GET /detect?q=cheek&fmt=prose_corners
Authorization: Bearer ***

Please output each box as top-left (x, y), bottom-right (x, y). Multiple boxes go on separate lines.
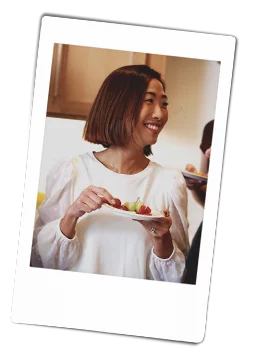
top-left (163, 112), bottom-right (169, 125)
top-left (138, 106), bottom-right (151, 121)
top-left (136, 115), bottom-right (146, 129)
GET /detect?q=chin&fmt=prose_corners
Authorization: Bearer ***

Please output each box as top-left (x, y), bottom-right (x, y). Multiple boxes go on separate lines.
top-left (148, 137), bottom-right (158, 146)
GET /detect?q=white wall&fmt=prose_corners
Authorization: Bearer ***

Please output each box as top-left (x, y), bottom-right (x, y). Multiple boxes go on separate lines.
top-left (151, 57), bottom-right (220, 169)
top-left (38, 118), bottom-right (103, 192)
top-left (151, 57), bottom-right (220, 241)
top-left (38, 57), bottom-right (220, 242)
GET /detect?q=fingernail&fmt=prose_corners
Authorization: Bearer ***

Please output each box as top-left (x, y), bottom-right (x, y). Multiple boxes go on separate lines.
top-left (111, 199), bottom-right (116, 204)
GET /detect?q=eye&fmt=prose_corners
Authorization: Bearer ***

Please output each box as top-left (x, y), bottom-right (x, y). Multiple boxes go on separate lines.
top-left (145, 98), bottom-right (154, 104)
top-left (162, 102), bottom-right (169, 108)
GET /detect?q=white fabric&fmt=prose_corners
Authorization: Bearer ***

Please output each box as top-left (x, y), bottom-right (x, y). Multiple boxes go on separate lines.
top-left (31, 152), bottom-right (190, 282)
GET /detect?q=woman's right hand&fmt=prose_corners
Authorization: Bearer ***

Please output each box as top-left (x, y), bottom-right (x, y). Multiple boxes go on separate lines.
top-left (60, 185), bottom-right (116, 239)
top-left (67, 185), bottom-right (116, 219)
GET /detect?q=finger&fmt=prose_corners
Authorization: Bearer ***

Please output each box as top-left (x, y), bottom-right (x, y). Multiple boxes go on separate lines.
top-left (76, 200), bottom-right (93, 214)
top-left (186, 164), bottom-right (197, 172)
top-left (163, 209), bottom-right (170, 217)
top-left (185, 177), bottom-right (199, 183)
top-left (155, 215), bottom-right (172, 228)
top-left (186, 184), bottom-right (195, 190)
top-left (153, 219), bottom-right (170, 227)
top-left (79, 194), bottom-right (100, 210)
top-left (86, 185), bottom-right (116, 205)
top-left (188, 180), bottom-right (204, 187)
top-left (185, 180), bottom-right (199, 187)
top-left (81, 189), bottom-right (103, 205)
top-left (187, 183), bottom-right (195, 188)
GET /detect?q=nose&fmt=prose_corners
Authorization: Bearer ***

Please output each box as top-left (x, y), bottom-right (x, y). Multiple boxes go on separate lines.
top-left (152, 103), bottom-right (166, 120)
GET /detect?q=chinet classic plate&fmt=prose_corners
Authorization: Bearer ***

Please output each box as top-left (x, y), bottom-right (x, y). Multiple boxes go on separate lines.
top-left (101, 204), bottom-right (164, 221)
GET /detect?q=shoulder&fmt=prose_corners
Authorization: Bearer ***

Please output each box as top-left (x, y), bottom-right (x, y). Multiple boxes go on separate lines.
top-left (160, 168), bottom-right (188, 210)
top-left (47, 156), bottom-right (76, 177)
top-left (150, 162), bottom-right (186, 191)
top-left (45, 154), bottom-right (88, 197)
top-left (46, 154), bottom-right (87, 188)
top-left (48, 152), bottom-right (92, 176)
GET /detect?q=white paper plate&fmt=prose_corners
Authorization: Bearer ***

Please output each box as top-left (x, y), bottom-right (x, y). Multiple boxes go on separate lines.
top-left (102, 204), bottom-right (164, 221)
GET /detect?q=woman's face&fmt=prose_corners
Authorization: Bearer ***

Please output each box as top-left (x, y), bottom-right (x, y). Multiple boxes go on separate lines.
top-left (133, 79), bottom-right (169, 149)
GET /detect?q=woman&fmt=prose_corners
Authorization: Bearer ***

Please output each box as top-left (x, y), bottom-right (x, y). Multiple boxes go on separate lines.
top-left (31, 65), bottom-right (190, 282)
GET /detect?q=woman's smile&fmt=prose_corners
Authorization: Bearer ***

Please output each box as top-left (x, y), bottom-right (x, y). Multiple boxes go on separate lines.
top-left (143, 122), bottom-right (161, 134)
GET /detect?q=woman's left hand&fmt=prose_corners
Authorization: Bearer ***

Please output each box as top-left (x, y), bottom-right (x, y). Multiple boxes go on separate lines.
top-left (135, 209), bottom-right (174, 259)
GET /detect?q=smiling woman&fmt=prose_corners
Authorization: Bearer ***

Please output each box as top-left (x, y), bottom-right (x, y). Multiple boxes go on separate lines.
top-left (31, 65), bottom-right (190, 282)
top-left (83, 65), bottom-right (167, 157)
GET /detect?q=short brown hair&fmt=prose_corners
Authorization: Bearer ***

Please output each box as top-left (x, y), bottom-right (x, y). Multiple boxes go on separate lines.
top-left (83, 65), bottom-right (165, 156)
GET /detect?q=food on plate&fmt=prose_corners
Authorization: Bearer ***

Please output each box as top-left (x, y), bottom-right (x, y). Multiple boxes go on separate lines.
top-left (123, 201), bottom-right (137, 212)
top-left (109, 198), bottom-right (152, 215)
top-left (193, 171), bottom-right (206, 177)
top-left (136, 201), bottom-right (144, 213)
top-left (184, 169), bottom-right (207, 178)
top-left (137, 205), bottom-right (152, 215)
top-left (113, 198), bottom-right (121, 209)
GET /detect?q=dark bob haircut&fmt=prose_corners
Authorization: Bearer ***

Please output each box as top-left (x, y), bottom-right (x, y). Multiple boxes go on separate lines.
top-left (83, 65), bottom-right (166, 156)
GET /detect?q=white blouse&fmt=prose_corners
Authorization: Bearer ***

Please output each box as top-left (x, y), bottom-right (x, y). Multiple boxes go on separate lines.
top-left (31, 152), bottom-right (190, 282)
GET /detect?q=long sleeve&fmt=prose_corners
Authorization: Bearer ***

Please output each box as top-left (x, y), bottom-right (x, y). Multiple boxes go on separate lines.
top-left (168, 171), bottom-right (190, 256)
top-left (148, 170), bottom-right (189, 282)
top-left (148, 242), bottom-right (185, 282)
top-left (31, 159), bottom-right (80, 270)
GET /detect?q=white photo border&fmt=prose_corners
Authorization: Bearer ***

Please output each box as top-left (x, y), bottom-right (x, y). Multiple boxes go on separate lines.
top-left (11, 16), bottom-right (236, 343)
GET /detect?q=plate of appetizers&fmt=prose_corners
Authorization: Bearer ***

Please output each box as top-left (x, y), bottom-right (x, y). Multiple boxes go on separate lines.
top-left (102, 198), bottom-right (164, 221)
top-left (182, 171), bottom-right (208, 183)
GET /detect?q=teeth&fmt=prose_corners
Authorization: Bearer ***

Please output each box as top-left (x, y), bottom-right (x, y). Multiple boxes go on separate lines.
top-left (146, 124), bottom-right (158, 131)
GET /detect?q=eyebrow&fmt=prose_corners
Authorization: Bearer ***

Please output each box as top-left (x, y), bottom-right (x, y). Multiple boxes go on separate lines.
top-left (145, 91), bottom-right (168, 99)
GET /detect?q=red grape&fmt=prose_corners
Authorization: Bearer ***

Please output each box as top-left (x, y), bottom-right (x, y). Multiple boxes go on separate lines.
top-left (113, 198), bottom-right (121, 209)
top-left (137, 205), bottom-right (152, 215)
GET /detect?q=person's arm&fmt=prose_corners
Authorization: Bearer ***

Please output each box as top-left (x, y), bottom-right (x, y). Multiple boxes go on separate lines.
top-left (185, 152), bottom-right (208, 207)
top-left (31, 159), bottom-right (81, 270)
top-left (148, 241), bottom-right (185, 282)
top-left (200, 150), bottom-right (209, 174)
top-left (147, 171), bottom-right (190, 282)
top-left (32, 160), bottom-right (116, 270)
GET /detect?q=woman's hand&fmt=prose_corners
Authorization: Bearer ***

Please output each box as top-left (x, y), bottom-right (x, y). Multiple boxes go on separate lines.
top-left (67, 185), bottom-right (115, 219)
top-left (135, 209), bottom-right (174, 259)
top-left (205, 147), bottom-right (211, 159)
top-left (60, 185), bottom-right (115, 239)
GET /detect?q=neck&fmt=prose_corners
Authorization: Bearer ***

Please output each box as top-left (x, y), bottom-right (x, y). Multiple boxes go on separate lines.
top-left (94, 145), bottom-right (149, 175)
